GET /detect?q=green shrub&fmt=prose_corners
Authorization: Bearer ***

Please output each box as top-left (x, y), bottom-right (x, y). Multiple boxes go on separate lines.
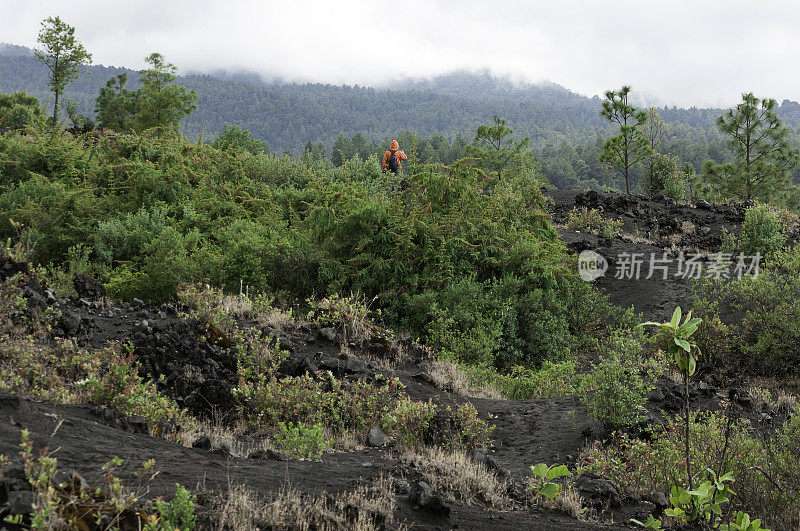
top-left (274, 421), bottom-right (331, 461)
top-left (381, 397), bottom-right (436, 447)
top-left (577, 333), bottom-right (664, 427)
top-left (643, 153), bottom-right (687, 200)
top-left (0, 92), bottom-right (45, 131)
top-left (461, 361), bottom-right (577, 400)
top-left (450, 402), bottom-right (493, 450)
top-left (565, 206), bottom-right (623, 238)
top-left (1, 127), bottom-right (611, 366)
top-left (528, 463), bottom-right (571, 501)
top-left (724, 204), bottom-right (787, 258)
top-left (0, 336), bottom-right (192, 440)
top-left (581, 410), bottom-right (799, 529)
top-left (234, 372), bottom-right (402, 437)
top-left (210, 124), bottom-right (269, 155)
top-left (692, 247), bottom-right (800, 375)
top-left (150, 484), bottom-right (197, 530)
top-left (83, 346), bottom-right (195, 437)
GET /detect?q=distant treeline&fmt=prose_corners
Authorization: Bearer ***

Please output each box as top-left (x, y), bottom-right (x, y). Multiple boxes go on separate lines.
top-left (4, 43), bottom-right (800, 190)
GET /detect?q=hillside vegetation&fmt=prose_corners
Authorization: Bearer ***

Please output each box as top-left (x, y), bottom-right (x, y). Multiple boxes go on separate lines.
top-left (8, 43), bottom-right (800, 191)
top-left (2, 27), bottom-right (800, 530)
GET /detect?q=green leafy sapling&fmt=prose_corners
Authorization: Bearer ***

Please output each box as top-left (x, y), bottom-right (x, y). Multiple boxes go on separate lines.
top-left (630, 514), bottom-right (662, 529)
top-left (640, 307), bottom-right (701, 489)
top-left (665, 468), bottom-right (734, 525)
top-left (721, 511), bottom-right (770, 531)
top-left (528, 463), bottom-right (572, 500)
top-left (146, 483), bottom-right (197, 530)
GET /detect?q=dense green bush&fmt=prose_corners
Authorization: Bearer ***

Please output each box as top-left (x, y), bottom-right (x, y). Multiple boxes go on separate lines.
top-left (210, 124), bottom-right (269, 155)
top-left (0, 126), bottom-right (612, 366)
top-left (723, 204), bottom-right (787, 258)
top-left (693, 246), bottom-right (800, 375)
top-left (643, 153), bottom-right (687, 200)
top-left (577, 330), bottom-right (664, 427)
top-left (0, 92), bottom-right (45, 131)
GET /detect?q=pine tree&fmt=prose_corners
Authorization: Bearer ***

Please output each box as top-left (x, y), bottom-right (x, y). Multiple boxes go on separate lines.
top-left (34, 16), bottom-right (92, 126)
top-left (133, 53), bottom-right (197, 133)
top-left (95, 73), bottom-right (137, 131)
top-left (703, 93), bottom-right (799, 201)
top-left (599, 86), bottom-right (652, 195)
top-left (465, 116), bottom-right (536, 184)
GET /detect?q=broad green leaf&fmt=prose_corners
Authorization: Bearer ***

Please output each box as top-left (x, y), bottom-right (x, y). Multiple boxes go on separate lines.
top-left (531, 463), bottom-right (548, 478)
top-left (670, 307), bottom-right (682, 328)
top-left (538, 482), bottom-right (560, 500)
top-left (674, 338), bottom-right (691, 352)
top-left (546, 464), bottom-right (572, 480)
top-left (688, 354), bottom-right (696, 376)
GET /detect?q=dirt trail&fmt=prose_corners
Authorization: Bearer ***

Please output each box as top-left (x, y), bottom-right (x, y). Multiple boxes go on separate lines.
top-left (546, 189), bottom-right (759, 322)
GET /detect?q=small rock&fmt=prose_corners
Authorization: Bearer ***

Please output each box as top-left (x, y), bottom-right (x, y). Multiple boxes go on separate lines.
top-left (409, 481), bottom-right (450, 516)
top-left (367, 425), bottom-right (389, 447)
top-left (192, 435), bottom-right (212, 450)
top-left (411, 372), bottom-right (434, 385)
top-left (346, 358), bottom-right (368, 373)
top-left (471, 449), bottom-right (487, 465)
top-left (73, 273), bottom-right (106, 300)
top-left (651, 491), bottom-right (669, 509)
top-left (319, 327), bottom-right (337, 341)
top-left (279, 337), bottom-right (295, 352)
top-left (132, 298), bottom-right (144, 307)
top-left (6, 490), bottom-right (36, 516)
top-left (648, 389), bottom-right (665, 402)
top-left (126, 415), bottom-right (148, 433)
top-left (219, 444), bottom-right (241, 459)
top-left (575, 474), bottom-right (621, 508)
top-left (58, 311), bottom-right (81, 336)
top-left (54, 470), bottom-right (89, 490)
top-left (248, 449), bottom-right (287, 461)
top-left (391, 477), bottom-right (411, 495)
top-left (696, 199), bottom-right (713, 211)
top-left (0, 466), bottom-right (28, 493)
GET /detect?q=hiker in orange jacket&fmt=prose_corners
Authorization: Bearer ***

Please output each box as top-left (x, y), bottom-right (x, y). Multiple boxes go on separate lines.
top-left (381, 140), bottom-right (408, 175)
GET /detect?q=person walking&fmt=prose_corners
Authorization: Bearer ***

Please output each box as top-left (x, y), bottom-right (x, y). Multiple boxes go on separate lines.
top-left (381, 140), bottom-right (408, 176)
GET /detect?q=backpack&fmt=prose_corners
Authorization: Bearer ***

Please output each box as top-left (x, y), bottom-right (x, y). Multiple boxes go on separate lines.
top-left (387, 149), bottom-right (400, 173)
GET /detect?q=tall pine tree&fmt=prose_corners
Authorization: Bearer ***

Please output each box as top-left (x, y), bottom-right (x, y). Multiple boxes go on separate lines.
top-left (703, 93), bottom-right (799, 201)
top-left (34, 16), bottom-right (92, 127)
top-left (599, 86), bottom-right (652, 195)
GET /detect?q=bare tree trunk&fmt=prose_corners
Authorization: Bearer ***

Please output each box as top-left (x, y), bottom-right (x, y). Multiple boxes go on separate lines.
top-left (52, 91), bottom-right (59, 128)
top-left (685, 367), bottom-right (693, 490)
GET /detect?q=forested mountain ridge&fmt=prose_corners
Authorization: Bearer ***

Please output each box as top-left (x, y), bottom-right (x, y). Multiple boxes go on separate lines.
top-left (3, 42), bottom-right (800, 189)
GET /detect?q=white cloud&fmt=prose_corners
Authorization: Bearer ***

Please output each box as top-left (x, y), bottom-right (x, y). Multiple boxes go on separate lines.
top-left (2, 0), bottom-right (799, 106)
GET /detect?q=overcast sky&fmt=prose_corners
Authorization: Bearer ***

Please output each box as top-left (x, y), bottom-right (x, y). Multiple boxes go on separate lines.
top-left (2, 0), bottom-right (799, 107)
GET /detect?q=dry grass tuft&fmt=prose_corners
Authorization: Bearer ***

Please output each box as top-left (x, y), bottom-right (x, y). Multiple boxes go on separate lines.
top-left (256, 307), bottom-right (296, 332)
top-left (533, 483), bottom-right (587, 519)
top-left (427, 359), bottom-right (504, 399)
top-left (185, 413), bottom-right (269, 456)
top-left (402, 447), bottom-right (509, 508)
top-left (215, 476), bottom-right (397, 531)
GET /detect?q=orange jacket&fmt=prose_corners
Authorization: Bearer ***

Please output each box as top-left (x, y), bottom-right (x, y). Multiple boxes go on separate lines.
top-left (382, 140), bottom-right (408, 172)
